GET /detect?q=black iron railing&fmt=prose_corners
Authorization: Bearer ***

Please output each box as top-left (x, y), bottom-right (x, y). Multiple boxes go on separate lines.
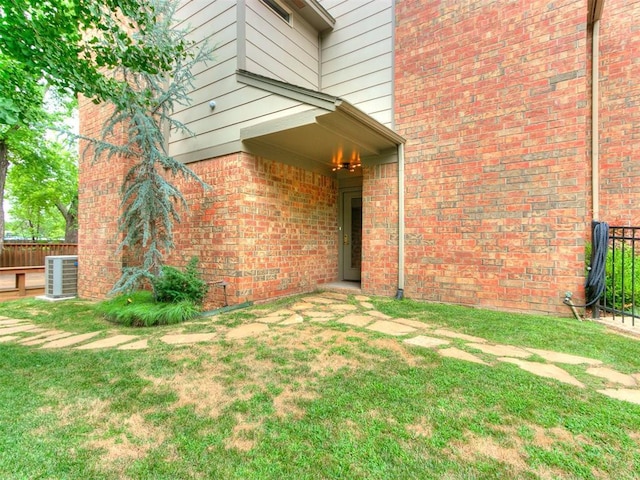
top-left (595, 226), bottom-right (640, 325)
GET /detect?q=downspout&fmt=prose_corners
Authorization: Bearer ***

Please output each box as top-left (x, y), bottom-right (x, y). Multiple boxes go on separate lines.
top-left (592, 18), bottom-right (600, 221)
top-left (395, 142), bottom-right (405, 299)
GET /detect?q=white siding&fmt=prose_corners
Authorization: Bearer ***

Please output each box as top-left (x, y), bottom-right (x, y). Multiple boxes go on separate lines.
top-left (319, 0), bottom-right (394, 127)
top-left (245, 0), bottom-right (320, 89)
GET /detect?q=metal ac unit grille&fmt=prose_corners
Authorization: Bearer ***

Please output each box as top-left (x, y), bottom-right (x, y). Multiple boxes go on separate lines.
top-left (45, 255), bottom-right (78, 298)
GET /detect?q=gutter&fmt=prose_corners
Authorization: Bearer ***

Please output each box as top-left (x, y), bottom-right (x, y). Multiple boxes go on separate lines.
top-left (592, 18), bottom-right (600, 220)
top-left (395, 142), bottom-right (405, 299)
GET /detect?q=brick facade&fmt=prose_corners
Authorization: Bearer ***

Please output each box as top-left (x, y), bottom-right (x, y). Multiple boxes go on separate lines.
top-left (598, 0), bottom-right (640, 225)
top-left (395, 0), bottom-right (591, 314)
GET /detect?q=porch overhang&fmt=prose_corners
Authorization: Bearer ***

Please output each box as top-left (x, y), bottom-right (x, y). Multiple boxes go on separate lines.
top-left (238, 70), bottom-right (404, 174)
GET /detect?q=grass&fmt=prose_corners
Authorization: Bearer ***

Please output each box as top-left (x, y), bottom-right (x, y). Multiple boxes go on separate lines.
top-left (1, 293), bottom-right (639, 479)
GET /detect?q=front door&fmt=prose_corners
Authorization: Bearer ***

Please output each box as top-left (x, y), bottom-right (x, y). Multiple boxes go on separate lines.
top-left (342, 191), bottom-right (362, 281)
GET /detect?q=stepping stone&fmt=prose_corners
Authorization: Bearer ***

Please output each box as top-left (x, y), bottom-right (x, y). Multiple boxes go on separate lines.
top-left (359, 301), bottom-right (375, 309)
top-left (439, 347), bottom-right (489, 365)
top-left (117, 339), bottom-right (148, 350)
top-left (306, 311), bottom-right (334, 322)
top-left (0, 325), bottom-right (44, 335)
top-left (291, 302), bottom-right (315, 311)
top-left (498, 357), bottom-right (584, 388)
top-left (226, 323), bottom-right (269, 340)
top-left (40, 332), bottom-right (101, 349)
top-left (320, 292), bottom-right (349, 301)
top-left (367, 311), bottom-right (391, 319)
top-left (160, 333), bottom-right (216, 345)
top-left (367, 320), bottom-right (417, 336)
top-left (597, 388), bottom-right (640, 405)
top-left (526, 348), bottom-right (603, 366)
top-left (467, 342), bottom-right (532, 359)
top-left (329, 304), bottom-right (358, 312)
top-left (404, 335), bottom-right (449, 348)
top-left (338, 314), bottom-right (373, 328)
top-left (256, 315), bottom-right (286, 324)
top-left (17, 330), bottom-right (65, 344)
top-left (354, 295), bottom-right (370, 302)
top-left (434, 329), bottom-right (487, 343)
top-left (20, 332), bottom-right (74, 346)
top-left (0, 319), bottom-right (29, 326)
top-left (586, 367), bottom-right (638, 387)
top-left (280, 314), bottom-right (304, 325)
top-left (0, 335), bottom-right (19, 343)
top-left (264, 309), bottom-right (295, 317)
top-left (395, 318), bottom-right (432, 330)
top-left (305, 296), bottom-right (337, 304)
top-left (76, 335), bottom-right (140, 350)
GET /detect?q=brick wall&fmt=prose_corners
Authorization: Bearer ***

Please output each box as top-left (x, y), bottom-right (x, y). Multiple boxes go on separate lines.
top-left (168, 153), bottom-right (338, 308)
top-left (362, 163), bottom-right (399, 297)
top-left (395, 0), bottom-right (591, 314)
top-left (599, 0), bottom-right (640, 225)
top-left (77, 96), bottom-right (130, 299)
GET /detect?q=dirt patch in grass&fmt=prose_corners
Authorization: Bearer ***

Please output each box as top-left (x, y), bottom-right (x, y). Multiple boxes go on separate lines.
top-left (406, 417), bottom-right (433, 437)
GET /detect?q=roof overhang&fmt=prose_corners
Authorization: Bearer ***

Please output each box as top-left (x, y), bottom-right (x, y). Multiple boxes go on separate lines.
top-left (238, 70), bottom-right (404, 174)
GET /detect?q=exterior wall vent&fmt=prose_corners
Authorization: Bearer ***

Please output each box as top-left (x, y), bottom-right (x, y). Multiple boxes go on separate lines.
top-left (45, 255), bottom-right (78, 298)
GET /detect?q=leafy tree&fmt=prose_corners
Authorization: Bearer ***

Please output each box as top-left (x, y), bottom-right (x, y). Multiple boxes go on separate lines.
top-left (1, 0), bottom-right (212, 292)
top-left (6, 140), bottom-right (77, 242)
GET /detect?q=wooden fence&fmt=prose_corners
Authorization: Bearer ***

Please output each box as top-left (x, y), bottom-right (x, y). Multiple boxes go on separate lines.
top-left (0, 243), bottom-right (78, 267)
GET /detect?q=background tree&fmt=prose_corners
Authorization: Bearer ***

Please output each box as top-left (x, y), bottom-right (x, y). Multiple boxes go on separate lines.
top-left (0, 0), bottom-right (211, 291)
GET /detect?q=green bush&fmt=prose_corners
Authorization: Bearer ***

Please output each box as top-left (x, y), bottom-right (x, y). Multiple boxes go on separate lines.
top-left (587, 242), bottom-right (640, 312)
top-left (152, 257), bottom-right (209, 305)
top-left (97, 290), bottom-right (200, 327)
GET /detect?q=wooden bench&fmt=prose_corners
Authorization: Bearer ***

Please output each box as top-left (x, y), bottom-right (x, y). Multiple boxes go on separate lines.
top-left (0, 266), bottom-right (46, 297)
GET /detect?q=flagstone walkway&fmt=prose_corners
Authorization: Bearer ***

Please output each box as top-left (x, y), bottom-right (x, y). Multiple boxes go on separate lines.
top-left (1, 291), bottom-right (639, 405)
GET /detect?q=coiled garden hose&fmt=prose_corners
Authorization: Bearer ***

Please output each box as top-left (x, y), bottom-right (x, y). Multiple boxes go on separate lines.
top-left (564, 221), bottom-right (609, 314)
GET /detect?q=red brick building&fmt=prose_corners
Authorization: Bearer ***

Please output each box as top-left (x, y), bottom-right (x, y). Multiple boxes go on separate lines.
top-left (79, 0), bottom-right (639, 316)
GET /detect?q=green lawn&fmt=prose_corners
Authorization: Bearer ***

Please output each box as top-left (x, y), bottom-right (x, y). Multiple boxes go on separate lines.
top-left (0, 295), bottom-right (639, 479)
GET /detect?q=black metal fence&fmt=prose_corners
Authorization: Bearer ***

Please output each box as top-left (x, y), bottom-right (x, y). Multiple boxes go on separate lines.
top-left (595, 226), bottom-right (640, 326)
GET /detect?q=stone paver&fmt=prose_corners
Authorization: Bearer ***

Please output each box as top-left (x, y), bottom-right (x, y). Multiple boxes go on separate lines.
top-left (226, 323), bottom-right (269, 340)
top-left (305, 296), bottom-right (338, 305)
top-left (256, 315), bottom-right (286, 324)
top-left (338, 314), bottom-right (374, 328)
top-left (526, 348), bottom-right (603, 366)
top-left (395, 318), bottom-right (432, 330)
top-left (265, 309), bottom-right (295, 317)
top-left (498, 357), bottom-right (585, 388)
top-left (438, 347), bottom-right (489, 365)
top-left (160, 333), bottom-right (217, 345)
top-left (597, 388), bottom-right (640, 405)
top-left (0, 319), bottom-right (29, 326)
top-left (467, 342), bottom-right (532, 359)
top-left (305, 311), bottom-right (334, 320)
top-left (367, 310), bottom-right (391, 319)
top-left (404, 335), bottom-right (449, 348)
top-left (291, 302), bottom-right (315, 311)
top-left (0, 324), bottom-right (45, 335)
top-left (17, 330), bottom-right (65, 344)
top-left (329, 303), bottom-right (358, 312)
top-left (118, 339), bottom-right (148, 350)
top-left (76, 335), bottom-right (140, 350)
top-left (359, 301), bottom-right (375, 309)
top-left (0, 335), bottom-right (19, 343)
top-left (320, 292), bottom-right (349, 301)
top-left (367, 320), bottom-right (417, 336)
top-left (354, 295), bottom-right (370, 302)
top-left (586, 367), bottom-right (638, 387)
top-left (280, 314), bottom-right (304, 326)
top-left (40, 332), bottom-right (101, 349)
top-left (20, 332), bottom-right (74, 346)
top-left (434, 329), bottom-right (487, 343)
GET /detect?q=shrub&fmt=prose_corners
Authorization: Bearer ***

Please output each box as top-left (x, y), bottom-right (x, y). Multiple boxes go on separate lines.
top-left (97, 290), bottom-right (200, 327)
top-left (587, 242), bottom-right (640, 313)
top-left (152, 257), bottom-right (209, 305)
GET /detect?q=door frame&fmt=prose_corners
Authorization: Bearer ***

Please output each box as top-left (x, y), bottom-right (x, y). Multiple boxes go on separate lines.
top-left (338, 186), bottom-right (363, 282)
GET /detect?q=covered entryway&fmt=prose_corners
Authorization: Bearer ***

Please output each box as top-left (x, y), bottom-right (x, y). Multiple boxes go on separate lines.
top-left (340, 189), bottom-right (362, 282)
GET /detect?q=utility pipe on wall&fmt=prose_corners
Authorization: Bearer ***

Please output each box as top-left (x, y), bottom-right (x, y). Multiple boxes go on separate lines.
top-left (396, 142), bottom-right (405, 299)
top-left (592, 18), bottom-right (600, 221)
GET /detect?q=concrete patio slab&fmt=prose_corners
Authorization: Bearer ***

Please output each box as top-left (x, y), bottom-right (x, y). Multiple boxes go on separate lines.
top-left (40, 332), bottom-right (102, 349)
top-left (338, 314), bottom-right (374, 328)
top-left (117, 339), bottom-right (148, 350)
top-left (20, 332), bottom-right (74, 346)
top-left (160, 333), bottom-right (216, 345)
top-left (0, 335), bottom-right (19, 343)
top-left (226, 323), bottom-right (269, 340)
top-left (280, 314), bottom-right (304, 325)
top-left (367, 320), bottom-right (417, 336)
top-left (498, 357), bottom-right (585, 388)
top-left (586, 367), bottom-right (638, 387)
top-left (597, 388), bottom-right (640, 405)
top-left (434, 329), bottom-right (487, 343)
top-left (467, 342), bottom-right (532, 359)
top-left (404, 335), bottom-right (449, 348)
top-left (438, 347), bottom-right (489, 365)
top-left (526, 348), bottom-right (603, 366)
top-left (76, 335), bottom-right (140, 350)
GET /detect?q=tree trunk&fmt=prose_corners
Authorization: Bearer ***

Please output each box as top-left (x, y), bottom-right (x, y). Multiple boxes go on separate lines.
top-left (56, 197), bottom-right (78, 243)
top-left (0, 141), bottom-right (8, 253)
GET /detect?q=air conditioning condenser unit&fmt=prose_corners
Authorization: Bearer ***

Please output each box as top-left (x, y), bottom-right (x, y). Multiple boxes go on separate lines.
top-left (45, 255), bottom-right (78, 298)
